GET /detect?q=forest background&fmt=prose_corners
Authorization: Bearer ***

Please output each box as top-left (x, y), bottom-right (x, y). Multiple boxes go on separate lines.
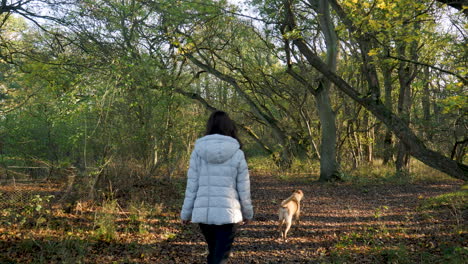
top-left (0, 0), bottom-right (466, 263)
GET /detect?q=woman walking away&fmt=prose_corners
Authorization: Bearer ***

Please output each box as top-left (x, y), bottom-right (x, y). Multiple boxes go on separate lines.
top-left (181, 110), bottom-right (254, 264)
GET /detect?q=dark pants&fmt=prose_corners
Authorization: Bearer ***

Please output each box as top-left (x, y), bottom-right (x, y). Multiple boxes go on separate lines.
top-left (199, 223), bottom-right (238, 264)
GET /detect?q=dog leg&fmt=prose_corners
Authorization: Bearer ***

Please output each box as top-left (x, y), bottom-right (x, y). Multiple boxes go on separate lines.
top-left (278, 219), bottom-right (285, 240)
top-left (283, 219), bottom-right (292, 242)
top-left (295, 215), bottom-right (301, 229)
top-left (294, 206), bottom-right (301, 229)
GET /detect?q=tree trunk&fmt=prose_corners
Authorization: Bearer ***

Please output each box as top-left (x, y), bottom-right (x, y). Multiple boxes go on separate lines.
top-left (299, 107), bottom-right (321, 159)
top-left (421, 67), bottom-right (432, 141)
top-left (396, 49), bottom-right (410, 173)
top-left (316, 0), bottom-right (340, 181)
top-left (396, 30), bottom-right (418, 174)
top-left (348, 120), bottom-right (361, 168)
top-left (316, 86), bottom-right (339, 181)
top-left (381, 57), bottom-right (394, 164)
top-left (362, 111), bottom-right (374, 163)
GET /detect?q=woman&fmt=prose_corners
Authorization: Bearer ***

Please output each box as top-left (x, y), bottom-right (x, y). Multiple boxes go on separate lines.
top-left (181, 110), bottom-right (253, 264)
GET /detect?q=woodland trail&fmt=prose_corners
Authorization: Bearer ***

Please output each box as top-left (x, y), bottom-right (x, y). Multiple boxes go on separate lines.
top-left (0, 173), bottom-right (464, 263)
top-left (157, 173), bottom-right (465, 263)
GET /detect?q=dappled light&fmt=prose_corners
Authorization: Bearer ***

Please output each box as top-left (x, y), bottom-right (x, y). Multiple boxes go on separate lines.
top-left (1, 0), bottom-right (466, 263)
top-left (1, 172), bottom-right (465, 263)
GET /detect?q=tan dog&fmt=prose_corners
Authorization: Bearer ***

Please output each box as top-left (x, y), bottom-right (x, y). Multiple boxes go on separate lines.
top-left (278, 190), bottom-right (304, 241)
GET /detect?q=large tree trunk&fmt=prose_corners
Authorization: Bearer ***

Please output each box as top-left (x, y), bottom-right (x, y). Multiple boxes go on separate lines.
top-left (395, 25), bottom-right (419, 174)
top-left (381, 54), bottom-right (394, 164)
top-left (316, 86), bottom-right (339, 180)
top-left (395, 59), bottom-right (412, 173)
top-left (316, 0), bottom-right (340, 181)
top-left (289, 0), bottom-right (340, 180)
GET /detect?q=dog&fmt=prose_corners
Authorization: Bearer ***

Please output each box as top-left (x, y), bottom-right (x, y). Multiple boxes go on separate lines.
top-left (278, 189), bottom-right (304, 241)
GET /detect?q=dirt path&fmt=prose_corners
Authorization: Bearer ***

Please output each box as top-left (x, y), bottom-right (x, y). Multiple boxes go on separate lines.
top-left (0, 174), bottom-right (464, 263)
top-left (157, 173), bottom-right (465, 263)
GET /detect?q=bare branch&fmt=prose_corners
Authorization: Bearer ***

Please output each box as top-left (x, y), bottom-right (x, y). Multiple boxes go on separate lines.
top-left (387, 54), bottom-right (468, 84)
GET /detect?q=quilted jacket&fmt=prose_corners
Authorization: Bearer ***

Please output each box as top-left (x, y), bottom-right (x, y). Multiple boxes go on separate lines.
top-left (180, 134), bottom-right (254, 225)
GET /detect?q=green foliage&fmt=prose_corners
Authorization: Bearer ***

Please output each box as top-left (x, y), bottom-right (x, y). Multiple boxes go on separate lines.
top-left (126, 201), bottom-right (162, 235)
top-left (0, 0), bottom-right (465, 196)
top-left (1, 194), bottom-right (54, 228)
top-left (331, 229), bottom-right (412, 263)
top-left (340, 162), bottom-right (396, 185)
top-left (247, 155), bottom-right (279, 172)
top-left (24, 194), bottom-right (53, 215)
top-left (282, 28), bottom-right (303, 40)
top-left (378, 245), bottom-right (411, 264)
top-left (340, 160), bottom-right (458, 186)
top-left (440, 245), bottom-right (468, 263)
top-left (17, 237), bottom-right (88, 264)
top-left (162, 231), bottom-right (177, 240)
top-left (439, 82), bottom-right (468, 114)
top-left (93, 199), bottom-right (118, 241)
top-left (335, 230), bottom-right (382, 248)
top-left (374, 205), bottom-right (389, 219)
top-left (419, 187), bottom-right (468, 211)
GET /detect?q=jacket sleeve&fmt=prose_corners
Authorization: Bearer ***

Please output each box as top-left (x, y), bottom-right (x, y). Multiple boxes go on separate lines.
top-left (180, 150), bottom-right (200, 221)
top-left (236, 151), bottom-right (254, 220)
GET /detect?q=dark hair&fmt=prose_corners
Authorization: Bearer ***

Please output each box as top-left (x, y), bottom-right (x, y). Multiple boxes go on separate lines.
top-left (205, 110), bottom-right (242, 148)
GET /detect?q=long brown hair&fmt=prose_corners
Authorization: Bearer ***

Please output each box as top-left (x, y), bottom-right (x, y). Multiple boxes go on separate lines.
top-left (205, 111), bottom-right (242, 148)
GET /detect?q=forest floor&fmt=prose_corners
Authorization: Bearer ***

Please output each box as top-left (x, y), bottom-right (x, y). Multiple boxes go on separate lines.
top-left (0, 172), bottom-right (466, 263)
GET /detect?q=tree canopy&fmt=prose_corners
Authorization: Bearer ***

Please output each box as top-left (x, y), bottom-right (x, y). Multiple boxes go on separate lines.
top-left (0, 0), bottom-right (466, 182)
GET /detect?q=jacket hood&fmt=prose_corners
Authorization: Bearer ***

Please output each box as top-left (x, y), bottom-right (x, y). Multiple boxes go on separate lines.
top-left (194, 134), bottom-right (240, 164)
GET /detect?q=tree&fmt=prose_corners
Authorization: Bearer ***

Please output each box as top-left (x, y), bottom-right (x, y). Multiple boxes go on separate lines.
top-left (278, 0), bottom-right (466, 179)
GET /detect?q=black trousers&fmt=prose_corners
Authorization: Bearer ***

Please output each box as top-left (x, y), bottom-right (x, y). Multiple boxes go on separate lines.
top-left (199, 223), bottom-right (238, 264)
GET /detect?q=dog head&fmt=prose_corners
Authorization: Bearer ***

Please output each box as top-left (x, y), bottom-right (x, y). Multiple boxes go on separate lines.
top-left (292, 189), bottom-right (304, 201)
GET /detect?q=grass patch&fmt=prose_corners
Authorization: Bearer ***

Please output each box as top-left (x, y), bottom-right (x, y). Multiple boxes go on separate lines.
top-left (247, 155), bottom-right (279, 172)
top-left (248, 156), bottom-right (319, 175)
top-left (418, 186), bottom-right (467, 228)
top-left (419, 187), bottom-right (468, 211)
top-left (247, 156), bottom-right (320, 182)
top-left (440, 245), bottom-right (468, 263)
top-left (340, 160), bottom-right (396, 185)
top-left (14, 237), bottom-right (89, 264)
top-left (332, 237), bottom-right (468, 264)
top-left (341, 159), bottom-right (459, 186)
top-left (377, 245), bottom-right (411, 264)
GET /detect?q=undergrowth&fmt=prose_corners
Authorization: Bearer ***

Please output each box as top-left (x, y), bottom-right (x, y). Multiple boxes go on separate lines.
top-left (247, 156), bottom-right (459, 186)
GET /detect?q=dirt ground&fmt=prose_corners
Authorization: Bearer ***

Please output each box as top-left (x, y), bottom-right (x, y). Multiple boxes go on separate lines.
top-left (156, 173), bottom-right (466, 263)
top-left (0, 173), bottom-right (466, 263)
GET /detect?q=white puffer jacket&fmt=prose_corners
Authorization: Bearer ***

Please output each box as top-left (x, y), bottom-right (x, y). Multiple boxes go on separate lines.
top-left (180, 134), bottom-right (253, 225)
